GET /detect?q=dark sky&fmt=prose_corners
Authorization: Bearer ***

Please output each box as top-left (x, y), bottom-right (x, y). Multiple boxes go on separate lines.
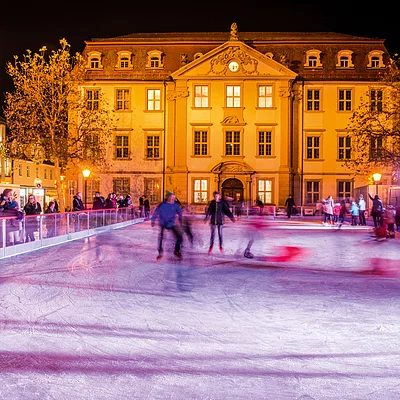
top-left (1, 3), bottom-right (399, 113)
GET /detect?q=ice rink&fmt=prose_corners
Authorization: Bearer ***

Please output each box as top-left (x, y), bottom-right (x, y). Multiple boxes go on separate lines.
top-left (0, 218), bottom-right (399, 399)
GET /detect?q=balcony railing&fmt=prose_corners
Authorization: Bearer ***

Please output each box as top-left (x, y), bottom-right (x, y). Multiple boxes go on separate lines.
top-left (0, 206), bottom-right (144, 259)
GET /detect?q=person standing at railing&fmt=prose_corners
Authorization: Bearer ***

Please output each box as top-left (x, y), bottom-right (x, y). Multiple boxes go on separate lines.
top-left (44, 201), bottom-right (58, 238)
top-left (72, 192), bottom-right (86, 232)
top-left (23, 194), bottom-right (42, 242)
top-left (0, 188), bottom-right (23, 246)
top-left (143, 195), bottom-right (150, 220)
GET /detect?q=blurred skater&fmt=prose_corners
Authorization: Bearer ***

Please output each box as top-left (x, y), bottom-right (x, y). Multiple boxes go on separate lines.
top-left (205, 190), bottom-right (235, 254)
top-left (151, 190), bottom-right (183, 260)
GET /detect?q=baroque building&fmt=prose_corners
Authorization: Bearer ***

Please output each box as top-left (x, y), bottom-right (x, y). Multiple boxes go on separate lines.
top-left (72, 23), bottom-right (391, 209)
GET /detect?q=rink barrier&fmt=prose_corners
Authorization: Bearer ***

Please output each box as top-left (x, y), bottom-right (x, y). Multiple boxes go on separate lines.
top-left (0, 206), bottom-right (144, 259)
top-left (189, 204), bottom-right (318, 217)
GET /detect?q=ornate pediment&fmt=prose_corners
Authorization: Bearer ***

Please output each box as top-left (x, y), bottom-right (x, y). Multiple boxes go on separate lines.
top-left (208, 47), bottom-right (259, 76)
top-left (211, 161), bottom-right (255, 174)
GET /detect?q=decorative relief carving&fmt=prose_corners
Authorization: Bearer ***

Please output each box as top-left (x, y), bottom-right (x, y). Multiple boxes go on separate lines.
top-left (221, 115), bottom-right (240, 124)
top-left (224, 164), bottom-right (244, 172)
top-left (208, 47), bottom-right (259, 76)
top-left (180, 53), bottom-right (188, 66)
top-left (166, 89), bottom-right (189, 101)
top-left (279, 88), bottom-right (292, 98)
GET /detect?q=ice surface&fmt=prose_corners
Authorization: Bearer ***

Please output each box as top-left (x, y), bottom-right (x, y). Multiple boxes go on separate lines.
top-left (0, 219), bottom-right (399, 399)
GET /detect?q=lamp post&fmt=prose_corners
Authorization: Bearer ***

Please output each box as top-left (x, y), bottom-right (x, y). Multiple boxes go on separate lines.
top-left (82, 169), bottom-right (91, 209)
top-left (372, 172), bottom-right (382, 195)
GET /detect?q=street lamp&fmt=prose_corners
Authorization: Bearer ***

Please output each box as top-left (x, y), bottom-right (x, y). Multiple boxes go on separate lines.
top-left (372, 172), bottom-right (382, 195)
top-left (82, 169), bottom-right (91, 208)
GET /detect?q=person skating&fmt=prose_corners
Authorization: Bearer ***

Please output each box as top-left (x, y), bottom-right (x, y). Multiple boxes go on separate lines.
top-left (204, 190), bottom-right (235, 254)
top-left (151, 190), bottom-right (183, 260)
top-left (284, 194), bottom-right (296, 219)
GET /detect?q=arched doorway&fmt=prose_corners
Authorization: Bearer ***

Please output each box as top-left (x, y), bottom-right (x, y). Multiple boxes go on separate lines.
top-left (221, 178), bottom-right (244, 202)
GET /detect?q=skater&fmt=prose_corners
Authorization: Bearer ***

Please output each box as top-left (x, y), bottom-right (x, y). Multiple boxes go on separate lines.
top-left (205, 190), bottom-right (235, 254)
top-left (350, 200), bottom-right (359, 226)
top-left (284, 194), bottom-right (296, 219)
top-left (368, 192), bottom-right (383, 228)
top-left (358, 194), bottom-right (367, 226)
top-left (151, 190), bottom-right (183, 260)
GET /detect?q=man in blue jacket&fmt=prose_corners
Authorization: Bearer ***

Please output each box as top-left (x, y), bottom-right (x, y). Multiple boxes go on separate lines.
top-left (151, 190), bottom-right (183, 260)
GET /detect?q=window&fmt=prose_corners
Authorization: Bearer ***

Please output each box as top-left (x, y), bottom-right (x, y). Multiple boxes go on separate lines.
top-left (36, 168), bottom-right (39, 178)
top-left (68, 180), bottom-right (77, 196)
top-left (18, 164), bottom-right (22, 177)
top-left (338, 181), bottom-right (352, 200)
top-left (226, 85), bottom-right (241, 108)
top-left (90, 58), bottom-right (100, 69)
top-left (305, 181), bottom-right (320, 204)
top-left (44, 169), bottom-right (47, 179)
top-left (144, 178), bottom-right (161, 204)
top-left (370, 137), bottom-right (383, 159)
top-left (146, 135), bottom-right (160, 159)
top-left (258, 85), bottom-right (273, 108)
top-left (367, 50), bottom-right (384, 68)
top-left (113, 178), bottom-right (130, 195)
top-left (146, 50), bottom-right (163, 69)
top-left (194, 85), bottom-right (209, 108)
top-left (115, 89), bottom-right (130, 111)
top-left (86, 89), bottom-right (100, 110)
top-left (258, 131), bottom-right (272, 156)
top-left (87, 180), bottom-right (100, 203)
top-left (338, 89), bottom-right (352, 111)
top-left (336, 50), bottom-right (354, 68)
top-left (87, 51), bottom-right (103, 70)
top-left (257, 179), bottom-right (272, 204)
top-left (26, 166), bottom-right (30, 178)
top-left (338, 136), bottom-right (351, 160)
top-left (193, 179), bottom-right (208, 203)
top-left (306, 136), bottom-right (320, 159)
top-left (49, 169), bottom-right (53, 180)
top-left (115, 135), bottom-right (129, 159)
top-left (370, 89), bottom-right (383, 112)
top-left (225, 131), bottom-right (241, 156)
top-left (307, 89), bottom-right (320, 111)
top-left (147, 89), bottom-right (161, 111)
top-left (194, 130), bottom-right (208, 156)
top-left (116, 51), bottom-right (133, 69)
top-left (304, 49), bottom-right (322, 68)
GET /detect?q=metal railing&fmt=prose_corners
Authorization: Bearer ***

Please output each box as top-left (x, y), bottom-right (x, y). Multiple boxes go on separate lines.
top-left (0, 206), bottom-right (144, 259)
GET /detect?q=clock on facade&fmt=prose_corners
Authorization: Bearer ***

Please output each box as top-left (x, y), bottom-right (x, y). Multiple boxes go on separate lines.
top-left (228, 60), bottom-right (239, 72)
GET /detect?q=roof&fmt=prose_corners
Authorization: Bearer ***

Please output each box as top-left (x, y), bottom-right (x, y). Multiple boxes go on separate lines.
top-left (88, 31), bottom-right (384, 44)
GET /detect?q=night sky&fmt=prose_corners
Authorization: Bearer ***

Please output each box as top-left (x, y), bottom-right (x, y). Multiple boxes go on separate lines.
top-left (1, 3), bottom-right (399, 113)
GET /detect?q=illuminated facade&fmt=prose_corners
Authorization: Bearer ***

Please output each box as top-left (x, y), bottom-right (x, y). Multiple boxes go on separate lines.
top-left (76, 23), bottom-right (390, 208)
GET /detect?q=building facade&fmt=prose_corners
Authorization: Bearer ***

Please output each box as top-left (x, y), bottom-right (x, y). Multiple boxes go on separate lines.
top-left (73, 23), bottom-right (391, 209)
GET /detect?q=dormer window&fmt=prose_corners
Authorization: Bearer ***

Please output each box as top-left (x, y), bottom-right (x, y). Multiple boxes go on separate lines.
top-left (194, 52), bottom-right (203, 60)
top-left (367, 50), bottom-right (385, 69)
top-left (265, 52), bottom-right (274, 60)
top-left (336, 50), bottom-right (354, 69)
top-left (87, 51), bottom-right (103, 70)
top-left (146, 50), bottom-right (164, 69)
top-left (304, 50), bottom-right (322, 68)
top-left (116, 51), bottom-right (133, 70)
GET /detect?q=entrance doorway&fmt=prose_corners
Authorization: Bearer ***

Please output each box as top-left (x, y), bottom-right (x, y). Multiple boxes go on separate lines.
top-left (221, 178), bottom-right (244, 202)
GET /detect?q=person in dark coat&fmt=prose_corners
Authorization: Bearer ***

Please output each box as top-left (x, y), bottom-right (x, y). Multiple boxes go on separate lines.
top-left (368, 192), bottom-right (384, 228)
top-left (205, 190), bottom-right (235, 254)
top-left (143, 195), bottom-right (150, 219)
top-left (284, 194), bottom-right (296, 219)
top-left (92, 192), bottom-right (106, 210)
top-left (151, 190), bottom-right (183, 260)
top-left (44, 201), bottom-right (58, 238)
top-left (23, 194), bottom-right (42, 242)
top-left (72, 192), bottom-right (85, 211)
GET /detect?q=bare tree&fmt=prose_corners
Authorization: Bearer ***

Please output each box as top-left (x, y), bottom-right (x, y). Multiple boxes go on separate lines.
top-left (344, 55), bottom-right (400, 181)
top-left (2, 39), bottom-right (115, 211)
